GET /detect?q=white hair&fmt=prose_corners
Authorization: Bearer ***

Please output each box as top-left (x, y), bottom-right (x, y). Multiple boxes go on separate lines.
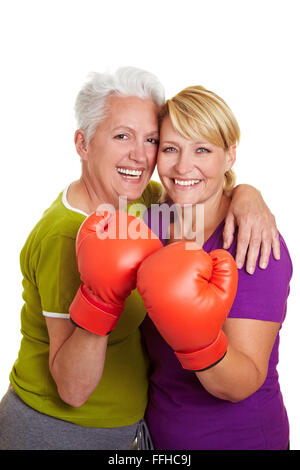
top-left (74, 66), bottom-right (165, 144)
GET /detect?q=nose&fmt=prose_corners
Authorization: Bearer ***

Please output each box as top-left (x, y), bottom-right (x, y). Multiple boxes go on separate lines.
top-left (128, 139), bottom-right (147, 164)
top-left (174, 149), bottom-right (193, 175)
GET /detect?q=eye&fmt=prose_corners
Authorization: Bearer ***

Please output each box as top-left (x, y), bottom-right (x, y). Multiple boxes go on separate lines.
top-left (196, 147), bottom-right (210, 153)
top-left (114, 134), bottom-right (128, 140)
top-left (162, 147), bottom-right (177, 152)
top-left (147, 137), bottom-right (159, 145)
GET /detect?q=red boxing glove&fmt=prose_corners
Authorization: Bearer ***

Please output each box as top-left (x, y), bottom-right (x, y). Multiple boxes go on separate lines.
top-left (69, 210), bottom-right (163, 336)
top-left (137, 241), bottom-right (238, 371)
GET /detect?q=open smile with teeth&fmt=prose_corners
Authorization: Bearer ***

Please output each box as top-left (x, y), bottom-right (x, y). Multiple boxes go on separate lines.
top-left (173, 178), bottom-right (201, 187)
top-left (116, 167), bottom-right (143, 179)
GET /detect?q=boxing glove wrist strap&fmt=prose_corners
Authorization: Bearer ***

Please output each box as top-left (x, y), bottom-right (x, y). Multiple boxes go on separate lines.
top-left (174, 330), bottom-right (228, 371)
top-left (69, 284), bottom-right (123, 336)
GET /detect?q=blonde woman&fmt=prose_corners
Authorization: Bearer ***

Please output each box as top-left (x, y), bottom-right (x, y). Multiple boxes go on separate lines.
top-left (137, 86), bottom-right (292, 450)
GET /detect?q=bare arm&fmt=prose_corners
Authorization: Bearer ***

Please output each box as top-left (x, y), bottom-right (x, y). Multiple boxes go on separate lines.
top-left (46, 317), bottom-right (108, 407)
top-left (195, 318), bottom-right (280, 402)
top-left (224, 185), bottom-right (280, 274)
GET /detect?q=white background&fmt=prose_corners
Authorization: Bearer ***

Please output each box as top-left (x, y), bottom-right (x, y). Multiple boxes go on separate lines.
top-left (0, 0), bottom-right (299, 449)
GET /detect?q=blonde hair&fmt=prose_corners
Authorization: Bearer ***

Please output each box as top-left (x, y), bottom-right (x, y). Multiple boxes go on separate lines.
top-left (159, 85), bottom-right (240, 199)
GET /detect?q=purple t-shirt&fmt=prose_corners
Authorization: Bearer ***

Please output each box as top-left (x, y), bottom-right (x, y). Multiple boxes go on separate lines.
top-left (141, 208), bottom-right (293, 450)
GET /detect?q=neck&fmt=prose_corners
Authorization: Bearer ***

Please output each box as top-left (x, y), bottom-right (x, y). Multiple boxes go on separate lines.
top-left (203, 189), bottom-right (231, 241)
top-left (67, 175), bottom-right (117, 215)
top-left (172, 188), bottom-right (230, 247)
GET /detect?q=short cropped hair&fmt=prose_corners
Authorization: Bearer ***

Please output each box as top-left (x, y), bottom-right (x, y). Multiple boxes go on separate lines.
top-left (159, 86), bottom-right (240, 196)
top-left (75, 67), bottom-right (165, 144)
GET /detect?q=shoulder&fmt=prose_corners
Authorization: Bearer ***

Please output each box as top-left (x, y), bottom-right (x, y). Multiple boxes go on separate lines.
top-left (228, 231), bottom-right (293, 323)
top-left (40, 189), bottom-right (86, 239)
top-left (139, 180), bottom-right (163, 206)
top-left (22, 190), bottom-right (86, 251)
top-left (229, 230), bottom-right (293, 282)
top-left (20, 190), bottom-right (86, 271)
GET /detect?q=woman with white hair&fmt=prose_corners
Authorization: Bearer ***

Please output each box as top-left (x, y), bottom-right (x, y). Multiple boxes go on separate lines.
top-left (0, 67), bottom-right (280, 450)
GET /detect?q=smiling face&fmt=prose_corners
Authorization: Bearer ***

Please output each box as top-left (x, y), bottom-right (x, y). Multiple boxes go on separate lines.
top-left (76, 95), bottom-right (159, 206)
top-left (157, 116), bottom-right (236, 207)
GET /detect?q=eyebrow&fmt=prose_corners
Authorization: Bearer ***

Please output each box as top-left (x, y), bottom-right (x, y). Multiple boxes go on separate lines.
top-left (160, 140), bottom-right (211, 146)
top-left (159, 140), bottom-right (179, 145)
top-left (112, 126), bottom-right (159, 135)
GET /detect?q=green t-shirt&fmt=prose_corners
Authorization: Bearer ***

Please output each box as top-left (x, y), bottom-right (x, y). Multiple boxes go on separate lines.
top-left (9, 181), bottom-right (162, 427)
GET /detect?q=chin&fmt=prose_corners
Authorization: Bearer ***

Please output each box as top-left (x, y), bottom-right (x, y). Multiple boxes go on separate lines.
top-left (125, 185), bottom-right (148, 204)
top-left (169, 194), bottom-right (201, 206)
top-left (116, 177), bottom-right (150, 204)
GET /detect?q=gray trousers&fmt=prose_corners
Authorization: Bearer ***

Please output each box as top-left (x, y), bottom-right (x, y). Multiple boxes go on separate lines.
top-left (0, 387), bottom-right (145, 450)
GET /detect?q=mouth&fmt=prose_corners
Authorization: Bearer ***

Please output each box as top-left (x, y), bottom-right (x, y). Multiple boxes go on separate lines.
top-left (116, 166), bottom-right (144, 181)
top-left (172, 177), bottom-right (203, 189)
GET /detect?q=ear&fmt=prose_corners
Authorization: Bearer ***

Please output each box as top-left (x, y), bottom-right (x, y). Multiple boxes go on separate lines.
top-left (74, 130), bottom-right (88, 160)
top-left (225, 145), bottom-right (236, 172)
